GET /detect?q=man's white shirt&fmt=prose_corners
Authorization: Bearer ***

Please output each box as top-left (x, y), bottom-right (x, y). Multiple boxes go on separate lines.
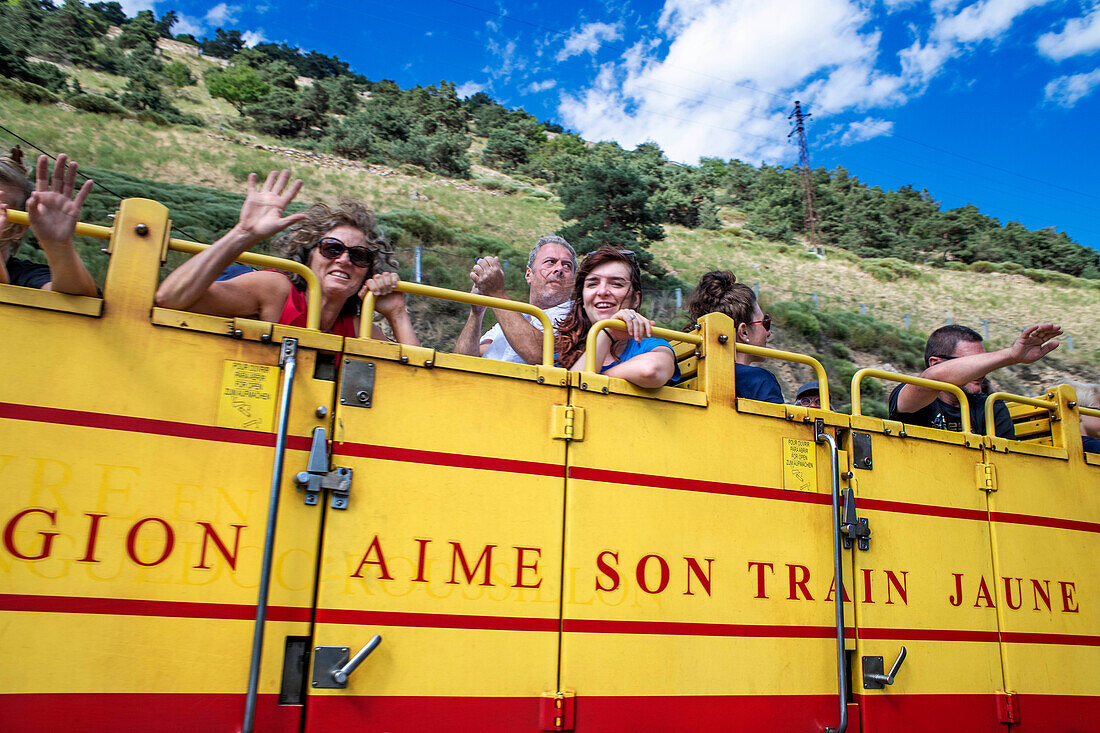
top-left (480, 300), bottom-right (572, 363)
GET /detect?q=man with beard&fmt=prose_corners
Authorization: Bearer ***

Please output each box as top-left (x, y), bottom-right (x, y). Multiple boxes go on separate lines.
top-left (889, 323), bottom-right (1062, 438)
top-left (455, 235), bottom-right (577, 365)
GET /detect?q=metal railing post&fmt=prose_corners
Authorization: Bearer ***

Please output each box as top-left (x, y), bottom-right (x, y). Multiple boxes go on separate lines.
top-left (243, 337), bottom-right (298, 733)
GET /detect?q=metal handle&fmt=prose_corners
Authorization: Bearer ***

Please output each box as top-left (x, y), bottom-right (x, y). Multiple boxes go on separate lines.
top-left (816, 419), bottom-right (848, 733)
top-left (866, 647), bottom-right (907, 686)
top-left (333, 635), bottom-right (383, 686)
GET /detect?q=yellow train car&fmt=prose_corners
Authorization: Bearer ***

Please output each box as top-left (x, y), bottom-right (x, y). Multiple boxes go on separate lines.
top-left (1, 199), bottom-right (1097, 732)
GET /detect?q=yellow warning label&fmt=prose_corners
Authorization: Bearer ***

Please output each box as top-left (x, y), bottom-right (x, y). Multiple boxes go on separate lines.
top-left (216, 360), bottom-right (278, 432)
top-left (782, 438), bottom-right (817, 492)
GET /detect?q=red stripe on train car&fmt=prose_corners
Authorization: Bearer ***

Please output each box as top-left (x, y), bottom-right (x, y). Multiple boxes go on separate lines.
top-left (568, 465), bottom-right (832, 505)
top-left (334, 442), bottom-right (566, 478)
top-left (304, 694), bottom-right (840, 733)
top-left (562, 618), bottom-right (855, 638)
top-left (2, 693), bottom-right (300, 732)
top-left (858, 692), bottom-right (1100, 732)
top-left (989, 509), bottom-right (1100, 534)
top-left (0, 593), bottom-right (311, 622)
top-left (315, 608), bottom-right (559, 632)
top-left (0, 401), bottom-right (314, 450)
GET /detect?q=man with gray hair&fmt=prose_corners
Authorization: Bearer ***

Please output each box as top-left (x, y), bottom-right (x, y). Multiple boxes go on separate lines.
top-left (455, 234), bottom-right (576, 364)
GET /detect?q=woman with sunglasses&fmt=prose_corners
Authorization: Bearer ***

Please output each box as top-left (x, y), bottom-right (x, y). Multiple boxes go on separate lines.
top-left (156, 171), bottom-right (418, 343)
top-left (555, 247), bottom-right (678, 388)
top-left (686, 270), bottom-right (783, 403)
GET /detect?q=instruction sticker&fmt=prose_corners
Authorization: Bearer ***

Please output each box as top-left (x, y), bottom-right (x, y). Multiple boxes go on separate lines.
top-left (782, 438), bottom-right (817, 492)
top-left (216, 360), bottom-right (278, 432)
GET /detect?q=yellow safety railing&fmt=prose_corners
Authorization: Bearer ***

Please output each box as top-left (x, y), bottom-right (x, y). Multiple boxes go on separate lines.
top-left (1080, 405), bottom-right (1100, 419)
top-left (583, 319), bottom-right (702, 377)
top-left (363, 282), bottom-right (555, 366)
top-left (851, 368), bottom-right (973, 434)
top-left (736, 343), bottom-right (832, 411)
top-left (6, 209), bottom-right (323, 330)
top-left (984, 392), bottom-right (1058, 438)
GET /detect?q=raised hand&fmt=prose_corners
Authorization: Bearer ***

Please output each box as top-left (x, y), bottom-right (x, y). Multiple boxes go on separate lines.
top-left (235, 170), bottom-right (305, 241)
top-left (470, 256), bottom-right (506, 299)
top-left (26, 154), bottom-right (92, 249)
top-left (1011, 323), bottom-right (1062, 364)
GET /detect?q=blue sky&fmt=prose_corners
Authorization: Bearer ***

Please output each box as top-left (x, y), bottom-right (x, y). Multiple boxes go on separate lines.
top-left (132, 0), bottom-right (1100, 253)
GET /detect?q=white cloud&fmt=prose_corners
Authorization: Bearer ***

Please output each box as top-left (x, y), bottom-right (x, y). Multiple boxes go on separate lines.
top-left (1037, 4), bottom-right (1100, 61)
top-left (241, 29), bottom-right (266, 47)
top-left (839, 117), bottom-right (894, 145)
top-left (558, 0), bottom-right (905, 163)
top-left (172, 14), bottom-right (205, 36)
top-left (456, 81), bottom-right (486, 98)
top-left (119, 0), bottom-right (158, 16)
top-left (1043, 69), bottom-right (1100, 106)
top-left (527, 79), bottom-right (557, 93)
top-left (556, 22), bottom-right (623, 62)
top-left (205, 3), bottom-right (241, 26)
top-left (483, 38), bottom-right (518, 80)
top-left (901, 0), bottom-right (1054, 84)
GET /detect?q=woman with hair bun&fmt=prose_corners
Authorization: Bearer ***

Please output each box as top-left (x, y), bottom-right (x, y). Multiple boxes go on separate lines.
top-left (555, 246), bottom-right (678, 388)
top-left (156, 171), bottom-right (418, 343)
top-left (686, 270), bottom-right (783, 403)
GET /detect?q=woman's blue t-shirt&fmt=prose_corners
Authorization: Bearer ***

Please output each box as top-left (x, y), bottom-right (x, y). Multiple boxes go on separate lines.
top-left (601, 337), bottom-right (681, 384)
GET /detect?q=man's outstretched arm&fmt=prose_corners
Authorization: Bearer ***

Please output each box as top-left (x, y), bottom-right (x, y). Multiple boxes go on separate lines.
top-left (895, 324), bottom-right (1062, 414)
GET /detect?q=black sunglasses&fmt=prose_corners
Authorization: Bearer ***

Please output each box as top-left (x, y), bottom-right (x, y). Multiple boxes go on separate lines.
top-left (747, 314), bottom-right (772, 332)
top-left (316, 237), bottom-right (372, 269)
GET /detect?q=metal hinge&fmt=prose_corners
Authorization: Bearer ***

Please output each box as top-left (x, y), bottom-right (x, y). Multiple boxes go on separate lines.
top-left (976, 462), bottom-right (997, 493)
top-left (294, 426), bottom-right (353, 509)
top-left (997, 691), bottom-right (1020, 724)
top-left (539, 691), bottom-right (575, 731)
top-left (551, 405), bottom-right (585, 441)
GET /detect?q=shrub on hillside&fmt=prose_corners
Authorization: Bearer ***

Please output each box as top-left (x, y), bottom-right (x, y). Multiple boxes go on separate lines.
top-left (0, 77), bottom-right (59, 104)
top-left (771, 301), bottom-right (821, 340)
top-left (861, 257), bottom-right (927, 282)
top-left (67, 92), bottom-right (130, 116)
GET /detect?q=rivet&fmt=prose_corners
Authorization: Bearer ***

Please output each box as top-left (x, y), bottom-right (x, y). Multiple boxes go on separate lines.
top-left (260, 333), bottom-right (271, 342)
top-left (135, 223), bottom-right (149, 235)
top-left (884, 428), bottom-right (891, 435)
top-left (356, 391), bottom-right (369, 403)
top-left (424, 359), bottom-right (434, 368)
top-left (316, 406), bottom-right (328, 418)
top-left (537, 376), bottom-right (545, 384)
top-left (400, 355), bottom-right (409, 364)
top-left (601, 387), bottom-right (608, 394)
top-left (581, 382), bottom-right (588, 390)
top-left (233, 329), bottom-right (243, 338)
top-left (718, 334), bottom-right (728, 344)
top-left (899, 430), bottom-right (907, 437)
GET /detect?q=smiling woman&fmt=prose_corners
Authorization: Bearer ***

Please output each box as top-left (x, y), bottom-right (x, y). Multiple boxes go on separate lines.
top-left (555, 246), bottom-right (678, 388)
top-left (154, 170), bottom-right (419, 343)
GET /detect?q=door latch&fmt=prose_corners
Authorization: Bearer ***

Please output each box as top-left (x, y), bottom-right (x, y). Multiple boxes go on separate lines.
top-left (863, 646), bottom-right (907, 689)
top-left (312, 635), bottom-right (383, 689)
top-left (841, 488), bottom-right (871, 551)
top-left (294, 427), bottom-right (353, 509)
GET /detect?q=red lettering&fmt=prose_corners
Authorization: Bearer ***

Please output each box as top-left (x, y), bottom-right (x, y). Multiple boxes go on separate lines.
top-left (513, 546), bottom-right (542, 589)
top-left (973, 576), bottom-right (995, 608)
top-left (862, 567), bottom-right (874, 604)
top-left (787, 564), bottom-right (814, 601)
top-left (684, 557), bottom-right (714, 596)
top-left (949, 573), bottom-right (964, 607)
top-left (78, 513), bottom-right (107, 563)
top-left (747, 561), bottom-right (774, 599)
top-left (885, 570), bottom-right (908, 605)
top-left (1032, 579), bottom-right (1051, 611)
top-left (193, 522), bottom-right (244, 570)
top-left (596, 551), bottom-right (620, 592)
top-left (1060, 581), bottom-right (1079, 613)
top-left (447, 542), bottom-right (495, 586)
top-left (1003, 577), bottom-right (1023, 610)
top-left (412, 538), bottom-right (430, 583)
top-left (824, 577), bottom-right (851, 603)
top-left (3, 508), bottom-right (58, 560)
top-left (125, 517), bottom-right (175, 567)
top-left (351, 535), bottom-right (393, 580)
top-left (636, 554), bottom-right (670, 594)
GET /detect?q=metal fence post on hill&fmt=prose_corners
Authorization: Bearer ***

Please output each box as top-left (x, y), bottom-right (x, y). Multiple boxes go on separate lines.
top-left (675, 288), bottom-right (682, 310)
top-left (812, 293), bottom-right (819, 308)
top-left (904, 313), bottom-right (910, 330)
top-left (982, 320), bottom-right (990, 339)
top-left (753, 282), bottom-right (760, 298)
top-left (860, 303), bottom-right (866, 315)
top-left (414, 246), bottom-right (422, 284)
top-left (1067, 335), bottom-right (1074, 353)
